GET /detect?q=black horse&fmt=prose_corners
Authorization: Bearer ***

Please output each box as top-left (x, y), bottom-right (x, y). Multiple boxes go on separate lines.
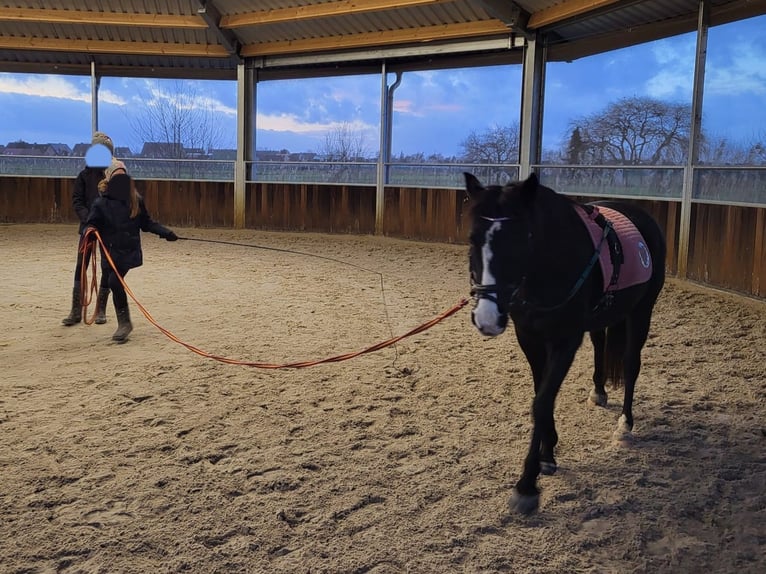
top-left (464, 172), bottom-right (666, 515)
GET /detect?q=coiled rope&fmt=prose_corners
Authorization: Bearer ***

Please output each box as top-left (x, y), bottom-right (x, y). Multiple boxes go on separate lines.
top-left (79, 227), bottom-right (469, 369)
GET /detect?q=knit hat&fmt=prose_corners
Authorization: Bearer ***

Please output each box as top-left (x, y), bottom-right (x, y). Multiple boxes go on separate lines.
top-left (104, 158), bottom-right (127, 181)
top-left (92, 131), bottom-right (114, 154)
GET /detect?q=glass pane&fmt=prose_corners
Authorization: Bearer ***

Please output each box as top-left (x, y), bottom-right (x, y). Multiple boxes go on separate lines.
top-left (693, 168), bottom-right (766, 205)
top-left (537, 166), bottom-right (683, 199)
top-left (544, 34), bottom-right (695, 165)
top-left (255, 74), bottom-right (380, 161)
top-left (391, 65), bottom-right (522, 163)
top-left (701, 14), bottom-right (766, 166)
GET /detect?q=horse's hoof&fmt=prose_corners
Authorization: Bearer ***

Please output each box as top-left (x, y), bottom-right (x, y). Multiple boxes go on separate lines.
top-left (540, 460), bottom-right (557, 475)
top-left (612, 430), bottom-right (634, 447)
top-left (612, 414), bottom-right (634, 446)
top-left (510, 489), bottom-right (539, 515)
top-left (588, 389), bottom-right (608, 407)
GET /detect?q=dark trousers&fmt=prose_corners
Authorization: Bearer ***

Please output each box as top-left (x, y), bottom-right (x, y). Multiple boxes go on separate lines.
top-left (101, 266), bottom-right (131, 309)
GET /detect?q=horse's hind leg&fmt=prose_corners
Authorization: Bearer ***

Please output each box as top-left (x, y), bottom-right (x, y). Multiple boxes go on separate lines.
top-left (588, 329), bottom-right (608, 407)
top-left (614, 308), bottom-right (654, 445)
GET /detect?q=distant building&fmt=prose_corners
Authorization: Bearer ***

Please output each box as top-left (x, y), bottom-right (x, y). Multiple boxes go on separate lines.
top-left (141, 142), bottom-right (184, 158)
top-left (2, 141), bottom-right (69, 156)
top-left (49, 143), bottom-right (72, 156)
top-left (71, 143), bottom-right (91, 157)
top-left (289, 152), bottom-right (317, 162)
top-left (210, 148), bottom-right (236, 161)
top-left (184, 147), bottom-right (208, 159)
top-left (114, 146), bottom-right (133, 158)
top-left (255, 150), bottom-right (290, 162)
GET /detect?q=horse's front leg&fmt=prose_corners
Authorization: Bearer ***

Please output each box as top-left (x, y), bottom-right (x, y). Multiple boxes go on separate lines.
top-left (511, 336), bottom-right (581, 515)
top-left (515, 329), bottom-right (557, 475)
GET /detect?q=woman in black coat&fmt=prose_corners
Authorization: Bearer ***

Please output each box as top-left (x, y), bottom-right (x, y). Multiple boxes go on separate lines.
top-left (62, 132), bottom-right (113, 326)
top-left (85, 167), bottom-right (177, 343)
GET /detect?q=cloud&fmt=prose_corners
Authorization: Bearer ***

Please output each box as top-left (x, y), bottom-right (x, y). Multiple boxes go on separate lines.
top-left (0, 73), bottom-right (125, 105)
top-left (137, 81), bottom-right (236, 115)
top-left (256, 112), bottom-right (374, 136)
top-left (644, 38), bottom-right (695, 99)
top-left (705, 43), bottom-right (766, 96)
top-left (645, 33), bottom-right (766, 99)
top-left (393, 99), bottom-right (421, 116)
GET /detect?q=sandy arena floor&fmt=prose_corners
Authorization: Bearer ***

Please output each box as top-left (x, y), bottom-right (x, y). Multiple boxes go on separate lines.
top-left (1, 223), bottom-right (764, 574)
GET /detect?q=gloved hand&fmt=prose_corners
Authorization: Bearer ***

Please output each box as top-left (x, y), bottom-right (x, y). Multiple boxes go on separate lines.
top-left (165, 231), bottom-right (178, 242)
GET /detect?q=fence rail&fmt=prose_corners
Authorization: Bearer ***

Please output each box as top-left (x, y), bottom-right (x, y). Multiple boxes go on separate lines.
top-left (1, 155), bottom-right (764, 207)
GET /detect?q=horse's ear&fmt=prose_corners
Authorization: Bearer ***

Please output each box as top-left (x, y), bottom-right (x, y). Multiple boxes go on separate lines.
top-left (464, 172), bottom-right (484, 201)
top-left (520, 172), bottom-right (539, 201)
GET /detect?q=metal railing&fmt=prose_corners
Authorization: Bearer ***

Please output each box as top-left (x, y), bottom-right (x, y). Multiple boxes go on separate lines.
top-left (1, 155), bottom-right (764, 207)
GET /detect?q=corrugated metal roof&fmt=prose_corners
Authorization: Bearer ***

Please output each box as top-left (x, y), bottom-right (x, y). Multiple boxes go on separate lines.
top-left (0, 0), bottom-right (762, 78)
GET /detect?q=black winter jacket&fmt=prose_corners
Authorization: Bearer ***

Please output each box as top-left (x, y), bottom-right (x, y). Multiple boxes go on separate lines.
top-left (73, 167), bottom-right (106, 234)
top-left (86, 175), bottom-right (173, 271)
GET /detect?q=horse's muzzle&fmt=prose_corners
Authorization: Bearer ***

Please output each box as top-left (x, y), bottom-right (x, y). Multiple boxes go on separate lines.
top-left (470, 295), bottom-right (509, 337)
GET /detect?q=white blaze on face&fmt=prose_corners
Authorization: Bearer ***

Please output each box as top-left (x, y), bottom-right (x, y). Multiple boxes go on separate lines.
top-left (472, 221), bottom-right (506, 336)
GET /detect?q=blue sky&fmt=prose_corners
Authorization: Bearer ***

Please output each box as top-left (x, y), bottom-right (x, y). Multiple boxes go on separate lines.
top-left (0, 14), bottom-right (763, 158)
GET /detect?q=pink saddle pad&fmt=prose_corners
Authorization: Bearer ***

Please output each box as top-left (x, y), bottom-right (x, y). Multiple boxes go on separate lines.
top-left (575, 205), bottom-right (653, 292)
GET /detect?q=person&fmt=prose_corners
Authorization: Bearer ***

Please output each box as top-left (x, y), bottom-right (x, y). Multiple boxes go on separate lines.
top-left (62, 131), bottom-right (117, 326)
top-left (84, 163), bottom-right (178, 343)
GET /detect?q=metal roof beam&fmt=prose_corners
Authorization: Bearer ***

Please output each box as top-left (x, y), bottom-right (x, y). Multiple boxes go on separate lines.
top-left (241, 20), bottom-right (511, 57)
top-left (474, 0), bottom-right (530, 32)
top-left (0, 8), bottom-right (206, 28)
top-left (195, 0), bottom-right (241, 60)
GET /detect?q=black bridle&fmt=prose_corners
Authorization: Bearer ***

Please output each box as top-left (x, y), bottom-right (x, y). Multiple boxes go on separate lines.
top-left (470, 214), bottom-right (611, 314)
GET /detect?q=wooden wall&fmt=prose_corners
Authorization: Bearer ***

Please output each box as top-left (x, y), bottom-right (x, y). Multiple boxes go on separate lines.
top-left (382, 187), bottom-right (468, 243)
top-left (0, 177), bottom-right (75, 223)
top-left (1, 176), bottom-right (763, 299)
top-left (688, 203), bottom-right (765, 297)
top-left (246, 183), bottom-right (376, 234)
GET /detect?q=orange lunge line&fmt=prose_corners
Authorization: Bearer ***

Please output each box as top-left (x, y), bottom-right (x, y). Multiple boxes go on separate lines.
top-left (78, 227), bottom-right (469, 369)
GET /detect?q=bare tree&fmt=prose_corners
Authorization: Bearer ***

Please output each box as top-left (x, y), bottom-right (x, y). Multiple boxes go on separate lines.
top-left (318, 122), bottom-right (371, 183)
top-left (569, 97), bottom-right (691, 165)
top-left (125, 80), bottom-right (227, 176)
top-left (320, 122), bottom-right (369, 162)
top-left (460, 123), bottom-right (520, 164)
top-left (459, 123), bottom-right (520, 184)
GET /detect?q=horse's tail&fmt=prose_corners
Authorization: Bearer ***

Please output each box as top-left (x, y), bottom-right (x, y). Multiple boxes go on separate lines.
top-left (604, 319), bottom-right (627, 388)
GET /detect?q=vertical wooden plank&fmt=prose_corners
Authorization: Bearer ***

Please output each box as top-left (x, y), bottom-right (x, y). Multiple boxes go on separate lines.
top-left (753, 207), bottom-right (764, 297)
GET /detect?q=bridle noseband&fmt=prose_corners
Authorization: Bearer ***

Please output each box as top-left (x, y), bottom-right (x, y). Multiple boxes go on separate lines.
top-left (469, 215), bottom-right (526, 311)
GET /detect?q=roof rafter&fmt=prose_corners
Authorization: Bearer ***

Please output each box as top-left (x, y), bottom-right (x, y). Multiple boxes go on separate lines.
top-left (527, 0), bottom-right (623, 29)
top-left (221, 0), bottom-right (454, 28)
top-left (0, 36), bottom-right (229, 57)
top-left (0, 7), bottom-right (207, 28)
top-left (240, 20), bottom-right (511, 57)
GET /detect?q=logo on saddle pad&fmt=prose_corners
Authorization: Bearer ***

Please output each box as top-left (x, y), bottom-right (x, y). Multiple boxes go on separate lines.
top-left (575, 205), bottom-right (653, 293)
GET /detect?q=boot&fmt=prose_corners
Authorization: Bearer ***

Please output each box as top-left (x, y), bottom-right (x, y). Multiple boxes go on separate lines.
top-left (95, 287), bottom-right (110, 324)
top-left (112, 305), bottom-right (133, 343)
top-left (61, 282), bottom-right (82, 326)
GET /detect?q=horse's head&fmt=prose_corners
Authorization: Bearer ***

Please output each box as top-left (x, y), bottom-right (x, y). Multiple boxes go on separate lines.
top-left (464, 172), bottom-right (540, 336)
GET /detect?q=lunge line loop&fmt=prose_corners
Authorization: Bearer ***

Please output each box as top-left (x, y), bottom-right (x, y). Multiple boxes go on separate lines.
top-left (79, 227), bottom-right (469, 369)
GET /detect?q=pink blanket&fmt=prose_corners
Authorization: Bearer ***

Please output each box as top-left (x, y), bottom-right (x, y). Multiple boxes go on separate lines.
top-left (575, 205), bottom-right (653, 292)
